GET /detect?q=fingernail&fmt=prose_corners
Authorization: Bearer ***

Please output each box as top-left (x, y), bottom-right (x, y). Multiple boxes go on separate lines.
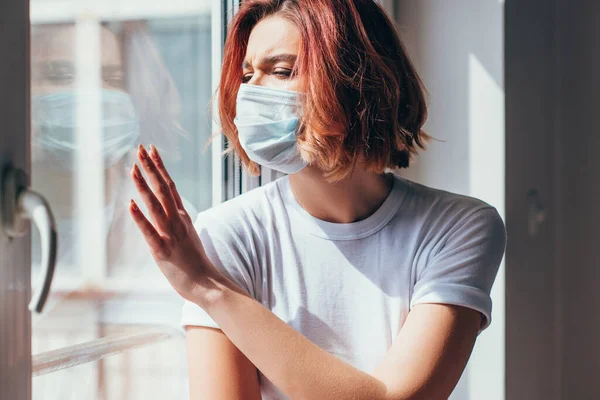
top-left (130, 199), bottom-right (138, 211)
top-left (132, 163), bottom-right (141, 178)
top-left (150, 144), bottom-right (159, 158)
top-left (138, 144), bottom-right (148, 159)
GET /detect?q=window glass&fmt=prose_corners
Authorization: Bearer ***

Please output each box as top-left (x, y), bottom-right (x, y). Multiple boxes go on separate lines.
top-left (30, 2), bottom-right (213, 397)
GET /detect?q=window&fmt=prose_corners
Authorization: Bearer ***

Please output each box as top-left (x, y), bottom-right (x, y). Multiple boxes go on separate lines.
top-left (27, 0), bottom-right (223, 398)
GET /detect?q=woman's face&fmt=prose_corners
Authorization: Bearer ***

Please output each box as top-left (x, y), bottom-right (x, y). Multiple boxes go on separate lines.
top-left (242, 15), bottom-right (300, 91)
top-left (30, 25), bottom-right (128, 216)
top-left (32, 25), bottom-right (125, 94)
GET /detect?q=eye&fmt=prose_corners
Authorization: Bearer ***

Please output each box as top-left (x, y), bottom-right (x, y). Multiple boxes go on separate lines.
top-left (103, 74), bottom-right (125, 89)
top-left (242, 73), bottom-right (253, 83)
top-left (39, 63), bottom-right (76, 86)
top-left (44, 72), bottom-right (75, 86)
top-left (273, 68), bottom-right (292, 79)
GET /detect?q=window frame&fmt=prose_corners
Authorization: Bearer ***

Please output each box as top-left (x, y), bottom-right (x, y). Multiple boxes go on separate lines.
top-left (1, 0), bottom-right (233, 398)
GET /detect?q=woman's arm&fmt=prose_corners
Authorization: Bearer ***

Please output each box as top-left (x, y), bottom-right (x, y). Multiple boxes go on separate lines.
top-left (195, 280), bottom-right (480, 400)
top-left (129, 145), bottom-right (482, 400)
top-left (185, 326), bottom-right (261, 400)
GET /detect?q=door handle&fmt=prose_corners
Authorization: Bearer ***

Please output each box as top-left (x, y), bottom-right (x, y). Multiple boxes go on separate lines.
top-left (527, 188), bottom-right (547, 237)
top-left (2, 166), bottom-right (58, 313)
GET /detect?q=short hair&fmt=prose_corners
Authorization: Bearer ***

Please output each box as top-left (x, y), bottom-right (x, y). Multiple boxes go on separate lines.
top-left (219, 0), bottom-right (429, 181)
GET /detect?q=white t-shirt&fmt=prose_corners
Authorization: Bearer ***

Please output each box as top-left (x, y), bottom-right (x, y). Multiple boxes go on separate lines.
top-left (181, 174), bottom-right (506, 399)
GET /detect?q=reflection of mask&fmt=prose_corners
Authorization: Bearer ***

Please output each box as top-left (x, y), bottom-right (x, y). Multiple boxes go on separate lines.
top-left (32, 89), bottom-right (140, 169)
top-left (234, 84), bottom-right (307, 174)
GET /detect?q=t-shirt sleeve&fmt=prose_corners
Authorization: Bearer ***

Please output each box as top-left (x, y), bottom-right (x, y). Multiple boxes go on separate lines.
top-left (180, 212), bottom-right (259, 329)
top-left (410, 207), bottom-right (507, 331)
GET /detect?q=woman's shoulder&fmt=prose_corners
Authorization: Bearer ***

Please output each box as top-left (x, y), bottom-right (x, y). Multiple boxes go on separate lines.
top-left (192, 178), bottom-right (285, 239)
top-left (397, 176), bottom-right (503, 230)
top-left (397, 177), bottom-right (506, 263)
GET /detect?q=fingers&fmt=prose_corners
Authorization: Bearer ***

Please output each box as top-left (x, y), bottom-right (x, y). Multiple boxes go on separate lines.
top-left (130, 163), bottom-right (171, 234)
top-left (149, 144), bottom-right (186, 211)
top-left (129, 199), bottom-right (168, 258)
top-left (137, 144), bottom-right (179, 218)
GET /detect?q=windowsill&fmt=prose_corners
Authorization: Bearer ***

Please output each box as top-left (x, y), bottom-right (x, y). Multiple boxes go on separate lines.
top-left (32, 326), bottom-right (184, 377)
top-left (32, 277), bottom-right (187, 355)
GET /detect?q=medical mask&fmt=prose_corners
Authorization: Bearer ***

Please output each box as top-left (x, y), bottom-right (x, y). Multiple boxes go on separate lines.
top-left (32, 89), bottom-right (140, 170)
top-left (234, 84), bottom-right (307, 174)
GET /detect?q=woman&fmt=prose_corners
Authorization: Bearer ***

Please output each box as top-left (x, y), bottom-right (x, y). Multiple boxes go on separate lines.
top-left (130, 0), bottom-right (506, 399)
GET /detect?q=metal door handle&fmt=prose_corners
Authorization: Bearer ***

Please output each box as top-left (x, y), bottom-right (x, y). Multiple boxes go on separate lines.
top-left (2, 166), bottom-right (57, 313)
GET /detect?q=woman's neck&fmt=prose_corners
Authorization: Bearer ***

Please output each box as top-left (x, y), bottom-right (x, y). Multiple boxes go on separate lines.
top-left (288, 165), bottom-right (393, 224)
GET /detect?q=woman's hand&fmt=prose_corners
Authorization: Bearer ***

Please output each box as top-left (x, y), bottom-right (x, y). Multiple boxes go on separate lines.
top-left (128, 144), bottom-right (222, 305)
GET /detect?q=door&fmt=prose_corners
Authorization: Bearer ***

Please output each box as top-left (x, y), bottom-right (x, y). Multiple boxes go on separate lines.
top-left (1, 0), bottom-right (32, 398)
top-left (2, 0), bottom-right (228, 398)
top-left (506, 0), bottom-right (600, 398)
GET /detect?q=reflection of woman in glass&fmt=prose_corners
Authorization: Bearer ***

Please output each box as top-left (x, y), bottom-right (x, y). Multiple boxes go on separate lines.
top-left (31, 22), bottom-right (192, 302)
top-left (130, 1), bottom-right (507, 399)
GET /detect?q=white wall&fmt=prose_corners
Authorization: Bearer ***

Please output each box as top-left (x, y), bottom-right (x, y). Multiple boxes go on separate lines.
top-left (395, 2), bottom-right (505, 399)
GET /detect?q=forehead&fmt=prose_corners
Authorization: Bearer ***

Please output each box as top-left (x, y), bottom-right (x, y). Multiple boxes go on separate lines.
top-left (32, 25), bottom-right (122, 65)
top-left (245, 15), bottom-right (300, 59)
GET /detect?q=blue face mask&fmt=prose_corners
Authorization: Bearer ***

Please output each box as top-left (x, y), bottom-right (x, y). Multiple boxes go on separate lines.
top-left (32, 89), bottom-right (140, 170)
top-left (234, 84), bottom-right (307, 174)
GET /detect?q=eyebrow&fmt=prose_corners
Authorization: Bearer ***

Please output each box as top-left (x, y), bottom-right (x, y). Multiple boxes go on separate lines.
top-left (242, 53), bottom-right (297, 69)
top-left (37, 60), bottom-right (75, 73)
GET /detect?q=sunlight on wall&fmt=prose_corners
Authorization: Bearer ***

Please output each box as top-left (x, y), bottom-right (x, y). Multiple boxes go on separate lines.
top-left (468, 53), bottom-right (505, 211)
top-left (395, 2), bottom-right (505, 398)
top-left (467, 52), bottom-right (505, 400)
